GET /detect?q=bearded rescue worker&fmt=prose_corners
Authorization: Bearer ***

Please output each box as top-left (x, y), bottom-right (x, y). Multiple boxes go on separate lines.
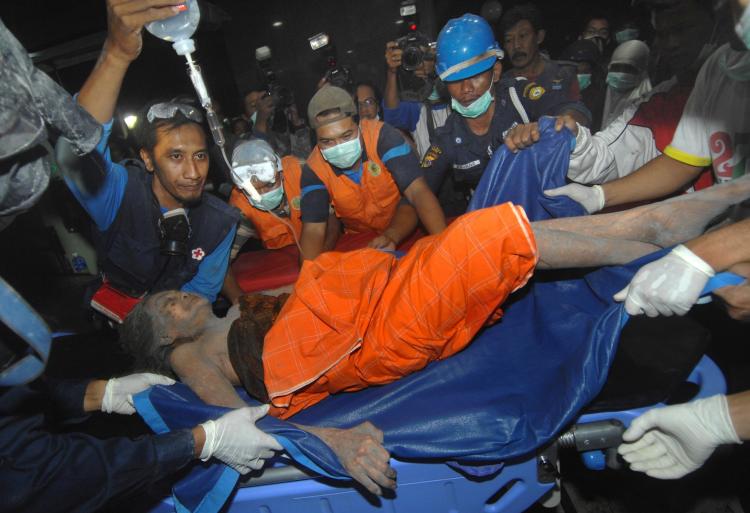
top-left (299, 86), bottom-right (446, 259)
top-left (62, 0), bottom-right (239, 322)
top-left (421, 14), bottom-right (588, 214)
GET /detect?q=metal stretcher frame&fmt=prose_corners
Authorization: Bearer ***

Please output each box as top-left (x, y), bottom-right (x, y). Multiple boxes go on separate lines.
top-left (148, 355), bottom-right (726, 513)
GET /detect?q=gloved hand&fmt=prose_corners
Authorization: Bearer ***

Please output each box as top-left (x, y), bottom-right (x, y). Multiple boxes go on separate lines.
top-left (613, 244), bottom-right (715, 317)
top-left (618, 395), bottom-right (741, 479)
top-left (101, 373), bottom-right (176, 415)
top-left (200, 405), bottom-right (283, 474)
top-left (543, 183), bottom-right (605, 214)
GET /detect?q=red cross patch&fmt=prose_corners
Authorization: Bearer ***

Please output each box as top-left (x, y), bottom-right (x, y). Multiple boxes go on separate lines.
top-left (191, 247), bottom-right (205, 261)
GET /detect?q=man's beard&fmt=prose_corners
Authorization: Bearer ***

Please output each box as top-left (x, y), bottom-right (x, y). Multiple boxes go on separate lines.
top-left (153, 163), bottom-right (204, 207)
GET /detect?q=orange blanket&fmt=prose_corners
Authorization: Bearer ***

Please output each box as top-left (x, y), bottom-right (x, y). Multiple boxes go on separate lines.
top-left (264, 203), bottom-right (538, 418)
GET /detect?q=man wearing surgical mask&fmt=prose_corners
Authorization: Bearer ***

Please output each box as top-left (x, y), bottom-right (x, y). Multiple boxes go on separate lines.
top-left (227, 139), bottom-right (339, 260)
top-left (545, 0), bottom-right (750, 215)
top-left (601, 40), bottom-right (653, 127)
top-left (299, 86), bottom-right (446, 260)
top-left (419, 14), bottom-right (586, 214)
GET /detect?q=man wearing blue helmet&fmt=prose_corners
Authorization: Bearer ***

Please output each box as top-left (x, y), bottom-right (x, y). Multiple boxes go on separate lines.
top-left (420, 14), bottom-right (586, 213)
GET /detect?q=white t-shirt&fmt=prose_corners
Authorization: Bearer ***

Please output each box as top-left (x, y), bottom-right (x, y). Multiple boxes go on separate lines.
top-left (665, 44), bottom-right (750, 183)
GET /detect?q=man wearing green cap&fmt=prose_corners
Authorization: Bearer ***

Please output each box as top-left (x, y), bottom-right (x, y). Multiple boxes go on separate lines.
top-left (299, 85), bottom-right (446, 260)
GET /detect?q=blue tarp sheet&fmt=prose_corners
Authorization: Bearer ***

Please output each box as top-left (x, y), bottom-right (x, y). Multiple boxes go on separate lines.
top-left (468, 116), bottom-right (585, 220)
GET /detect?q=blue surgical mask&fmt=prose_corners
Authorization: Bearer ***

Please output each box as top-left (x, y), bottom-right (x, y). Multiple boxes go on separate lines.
top-left (615, 28), bottom-right (639, 44)
top-left (250, 111), bottom-right (258, 125)
top-left (735, 4), bottom-right (750, 50)
top-left (428, 86), bottom-right (441, 101)
top-left (321, 133), bottom-right (363, 169)
top-left (451, 83), bottom-right (494, 118)
top-left (606, 71), bottom-right (639, 91)
top-left (250, 183), bottom-right (285, 211)
top-left (577, 73), bottom-right (592, 91)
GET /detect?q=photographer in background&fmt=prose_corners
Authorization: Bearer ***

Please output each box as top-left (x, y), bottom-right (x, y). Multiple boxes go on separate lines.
top-left (243, 88), bottom-right (312, 160)
top-left (355, 81), bottom-right (382, 121)
top-left (383, 33), bottom-right (451, 158)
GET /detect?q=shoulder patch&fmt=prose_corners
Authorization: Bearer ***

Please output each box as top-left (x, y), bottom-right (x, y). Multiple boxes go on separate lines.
top-left (523, 82), bottom-right (546, 101)
top-left (291, 196), bottom-right (301, 210)
top-left (420, 145), bottom-right (443, 168)
top-left (367, 161), bottom-right (382, 177)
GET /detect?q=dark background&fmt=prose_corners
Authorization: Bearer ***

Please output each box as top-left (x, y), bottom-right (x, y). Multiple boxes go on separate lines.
top-left (0, 0), bottom-right (644, 120)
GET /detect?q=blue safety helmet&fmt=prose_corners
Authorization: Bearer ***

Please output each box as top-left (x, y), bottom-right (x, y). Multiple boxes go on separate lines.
top-left (436, 14), bottom-right (504, 82)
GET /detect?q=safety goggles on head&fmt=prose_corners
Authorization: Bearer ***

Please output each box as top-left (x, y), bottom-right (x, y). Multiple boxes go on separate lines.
top-left (146, 102), bottom-right (204, 124)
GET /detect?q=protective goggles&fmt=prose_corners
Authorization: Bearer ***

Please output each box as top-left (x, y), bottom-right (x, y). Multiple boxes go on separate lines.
top-left (146, 102), bottom-right (204, 124)
top-left (232, 161), bottom-right (278, 185)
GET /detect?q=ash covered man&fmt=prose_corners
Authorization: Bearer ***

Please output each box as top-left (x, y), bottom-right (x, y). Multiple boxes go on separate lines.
top-left (121, 175), bottom-right (750, 495)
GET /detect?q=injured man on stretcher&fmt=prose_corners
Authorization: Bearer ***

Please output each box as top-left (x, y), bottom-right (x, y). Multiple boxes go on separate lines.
top-left (120, 176), bottom-right (750, 495)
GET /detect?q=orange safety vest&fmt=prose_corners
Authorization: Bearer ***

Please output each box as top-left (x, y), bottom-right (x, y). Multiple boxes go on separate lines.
top-left (306, 118), bottom-right (401, 233)
top-left (229, 156), bottom-right (303, 250)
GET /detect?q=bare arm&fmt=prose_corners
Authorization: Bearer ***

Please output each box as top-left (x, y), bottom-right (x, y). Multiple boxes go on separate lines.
top-left (322, 213), bottom-right (342, 252)
top-left (221, 268), bottom-right (243, 305)
top-left (403, 176), bottom-right (446, 235)
top-left (686, 218), bottom-right (750, 272)
top-left (601, 154), bottom-right (703, 208)
top-left (688, 218), bottom-right (750, 322)
top-left (728, 390), bottom-right (750, 440)
top-left (79, 0), bottom-right (180, 123)
top-left (253, 94), bottom-right (274, 135)
top-left (369, 203), bottom-right (418, 250)
top-left (384, 42), bottom-right (402, 109)
top-left (292, 422), bottom-right (396, 496)
top-left (300, 221), bottom-right (327, 262)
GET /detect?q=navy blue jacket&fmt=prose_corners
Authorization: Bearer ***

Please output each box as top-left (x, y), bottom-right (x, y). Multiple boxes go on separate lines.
top-left (0, 378), bottom-right (194, 512)
top-left (95, 162), bottom-right (239, 297)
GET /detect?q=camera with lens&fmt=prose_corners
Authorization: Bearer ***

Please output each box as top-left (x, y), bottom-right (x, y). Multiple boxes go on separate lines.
top-left (325, 64), bottom-right (353, 92)
top-left (395, 32), bottom-right (431, 71)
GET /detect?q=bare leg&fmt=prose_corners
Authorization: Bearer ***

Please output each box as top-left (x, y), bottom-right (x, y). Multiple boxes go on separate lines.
top-left (532, 176), bottom-right (750, 268)
top-left (534, 228), bottom-right (659, 269)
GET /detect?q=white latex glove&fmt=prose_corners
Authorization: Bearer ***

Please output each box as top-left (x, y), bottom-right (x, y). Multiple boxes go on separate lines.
top-left (200, 405), bottom-right (283, 474)
top-left (618, 395), bottom-right (741, 479)
top-left (543, 183), bottom-right (605, 214)
top-left (101, 373), bottom-right (176, 415)
top-left (613, 245), bottom-right (715, 317)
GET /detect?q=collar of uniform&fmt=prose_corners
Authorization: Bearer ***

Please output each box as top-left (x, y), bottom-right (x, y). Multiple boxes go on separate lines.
top-left (341, 161), bottom-right (364, 185)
